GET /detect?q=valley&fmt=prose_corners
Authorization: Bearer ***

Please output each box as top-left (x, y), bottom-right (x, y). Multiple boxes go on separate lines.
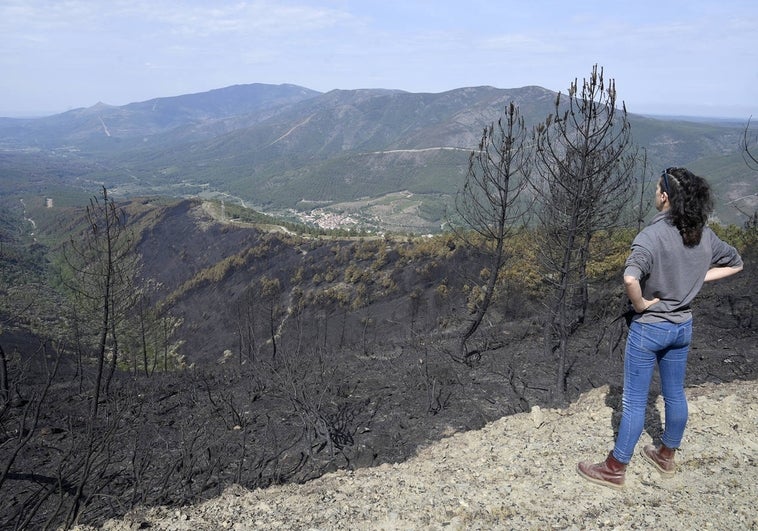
top-left (1, 83), bottom-right (754, 232)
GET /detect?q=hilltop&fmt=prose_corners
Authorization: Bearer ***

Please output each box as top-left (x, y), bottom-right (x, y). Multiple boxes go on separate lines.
top-left (80, 378), bottom-right (758, 530)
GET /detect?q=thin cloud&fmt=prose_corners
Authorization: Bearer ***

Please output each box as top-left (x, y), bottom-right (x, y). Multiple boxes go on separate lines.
top-left (0, 0), bottom-right (756, 117)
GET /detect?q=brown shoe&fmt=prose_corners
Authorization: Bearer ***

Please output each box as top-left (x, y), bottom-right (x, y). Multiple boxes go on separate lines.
top-left (577, 452), bottom-right (626, 490)
top-left (642, 444), bottom-right (676, 475)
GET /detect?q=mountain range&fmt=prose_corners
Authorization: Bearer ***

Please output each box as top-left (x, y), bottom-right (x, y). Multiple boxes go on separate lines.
top-left (1, 83), bottom-right (755, 530)
top-left (0, 83), bottom-right (754, 230)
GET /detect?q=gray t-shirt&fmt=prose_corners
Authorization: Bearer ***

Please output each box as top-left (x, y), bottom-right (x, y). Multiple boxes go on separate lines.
top-left (623, 211), bottom-right (743, 323)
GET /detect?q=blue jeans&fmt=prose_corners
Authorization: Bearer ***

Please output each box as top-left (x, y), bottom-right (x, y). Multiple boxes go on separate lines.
top-left (612, 319), bottom-right (692, 464)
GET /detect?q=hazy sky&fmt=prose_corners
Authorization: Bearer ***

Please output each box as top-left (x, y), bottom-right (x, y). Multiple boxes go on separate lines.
top-left (1, 0), bottom-right (756, 118)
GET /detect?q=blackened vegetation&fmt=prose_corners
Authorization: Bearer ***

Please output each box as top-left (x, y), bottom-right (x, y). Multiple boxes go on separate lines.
top-left (1, 198), bottom-right (755, 530)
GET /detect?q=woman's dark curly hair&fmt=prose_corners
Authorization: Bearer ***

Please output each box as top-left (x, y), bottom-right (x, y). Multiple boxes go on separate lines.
top-left (661, 167), bottom-right (713, 246)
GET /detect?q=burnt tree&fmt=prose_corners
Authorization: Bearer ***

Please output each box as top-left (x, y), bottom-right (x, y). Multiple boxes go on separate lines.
top-left (531, 65), bottom-right (637, 400)
top-left (454, 102), bottom-right (532, 363)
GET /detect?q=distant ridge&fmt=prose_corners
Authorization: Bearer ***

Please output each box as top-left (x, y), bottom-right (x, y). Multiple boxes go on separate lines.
top-left (0, 82), bottom-right (753, 227)
top-left (0, 83), bottom-right (322, 147)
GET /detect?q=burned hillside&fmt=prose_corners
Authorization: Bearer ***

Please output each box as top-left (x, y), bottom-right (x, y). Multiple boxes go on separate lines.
top-left (1, 197), bottom-right (755, 529)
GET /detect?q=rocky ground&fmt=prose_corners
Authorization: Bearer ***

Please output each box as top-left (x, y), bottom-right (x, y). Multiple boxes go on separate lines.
top-left (77, 377), bottom-right (757, 531)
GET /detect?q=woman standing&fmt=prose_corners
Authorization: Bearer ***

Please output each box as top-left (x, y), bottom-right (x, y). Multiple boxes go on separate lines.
top-left (577, 167), bottom-right (744, 489)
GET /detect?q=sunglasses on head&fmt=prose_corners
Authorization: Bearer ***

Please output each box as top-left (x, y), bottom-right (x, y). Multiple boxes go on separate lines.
top-left (661, 168), bottom-right (675, 195)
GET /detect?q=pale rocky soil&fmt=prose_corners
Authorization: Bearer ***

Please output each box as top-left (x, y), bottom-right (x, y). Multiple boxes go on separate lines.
top-left (78, 379), bottom-right (757, 531)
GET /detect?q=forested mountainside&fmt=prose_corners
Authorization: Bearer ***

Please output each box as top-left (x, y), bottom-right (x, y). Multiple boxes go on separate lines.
top-left (1, 83), bottom-right (754, 230)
